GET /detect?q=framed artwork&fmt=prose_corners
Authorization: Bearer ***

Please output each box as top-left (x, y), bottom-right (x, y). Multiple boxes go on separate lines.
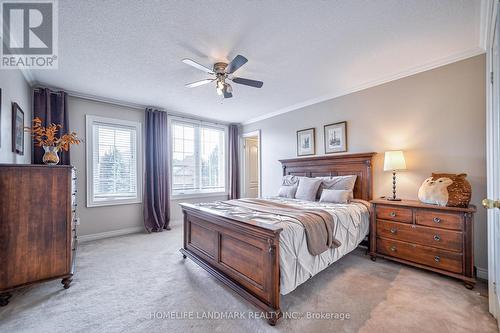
top-left (12, 102), bottom-right (24, 155)
top-left (296, 128), bottom-right (315, 156)
top-left (324, 121), bottom-right (347, 154)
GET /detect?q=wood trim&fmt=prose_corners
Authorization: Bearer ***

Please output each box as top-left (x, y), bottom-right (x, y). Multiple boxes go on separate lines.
top-left (180, 204), bottom-right (282, 325)
top-left (370, 198), bottom-right (477, 213)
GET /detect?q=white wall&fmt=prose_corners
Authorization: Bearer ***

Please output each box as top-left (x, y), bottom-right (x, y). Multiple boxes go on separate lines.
top-left (68, 96), bottom-right (228, 237)
top-left (243, 55), bottom-right (488, 273)
top-left (0, 69), bottom-right (32, 164)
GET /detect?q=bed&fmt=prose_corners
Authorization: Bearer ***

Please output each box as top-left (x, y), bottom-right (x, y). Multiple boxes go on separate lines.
top-left (179, 152), bottom-right (375, 325)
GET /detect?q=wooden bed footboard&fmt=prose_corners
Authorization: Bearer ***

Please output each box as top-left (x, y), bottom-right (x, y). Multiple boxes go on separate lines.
top-left (179, 203), bottom-right (283, 325)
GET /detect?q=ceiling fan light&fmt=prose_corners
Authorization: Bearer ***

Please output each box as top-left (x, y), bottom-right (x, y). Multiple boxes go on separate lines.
top-left (225, 83), bottom-right (233, 93)
top-left (216, 86), bottom-right (223, 95)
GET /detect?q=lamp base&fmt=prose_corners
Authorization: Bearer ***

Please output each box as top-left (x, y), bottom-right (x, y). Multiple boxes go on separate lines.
top-left (386, 197), bottom-right (402, 201)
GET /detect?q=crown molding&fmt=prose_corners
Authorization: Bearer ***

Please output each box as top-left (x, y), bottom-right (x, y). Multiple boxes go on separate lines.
top-left (31, 81), bottom-right (230, 125)
top-left (479, 0), bottom-right (494, 50)
top-left (243, 47), bottom-right (485, 125)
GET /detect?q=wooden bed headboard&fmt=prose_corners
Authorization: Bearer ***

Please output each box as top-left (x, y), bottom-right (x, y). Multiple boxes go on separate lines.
top-left (279, 152), bottom-right (376, 201)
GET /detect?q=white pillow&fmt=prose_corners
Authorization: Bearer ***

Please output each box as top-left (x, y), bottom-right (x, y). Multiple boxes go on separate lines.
top-left (295, 177), bottom-right (322, 201)
top-left (278, 185), bottom-right (297, 198)
top-left (277, 175), bottom-right (299, 198)
top-left (319, 189), bottom-right (350, 204)
top-left (317, 175), bottom-right (357, 200)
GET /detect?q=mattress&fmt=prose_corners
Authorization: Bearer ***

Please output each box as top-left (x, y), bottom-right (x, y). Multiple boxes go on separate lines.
top-left (196, 197), bottom-right (371, 295)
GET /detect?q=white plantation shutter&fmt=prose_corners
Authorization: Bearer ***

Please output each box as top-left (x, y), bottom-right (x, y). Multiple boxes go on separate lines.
top-left (87, 116), bottom-right (142, 206)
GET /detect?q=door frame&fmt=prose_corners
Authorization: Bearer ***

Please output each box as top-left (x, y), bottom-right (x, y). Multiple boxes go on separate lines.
top-left (486, 0), bottom-right (500, 320)
top-left (241, 130), bottom-right (262, 198)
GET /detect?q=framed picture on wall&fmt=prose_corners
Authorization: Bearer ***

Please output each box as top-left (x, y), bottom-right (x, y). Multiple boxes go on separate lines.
top-left (296, 128), bottom-right (315, 156)
top-left (324, 121), bottom-right (347, 154)
top-left (12, 102), bottom-right (24, 155)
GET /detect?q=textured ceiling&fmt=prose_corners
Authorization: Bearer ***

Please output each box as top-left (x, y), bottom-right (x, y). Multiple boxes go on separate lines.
top-left (29, 0), bottom-right (484, 123)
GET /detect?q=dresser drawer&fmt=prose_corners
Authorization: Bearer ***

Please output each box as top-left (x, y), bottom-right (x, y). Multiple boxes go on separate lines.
top-left (376, 206), bottom-right (412, 223)
top-left (416, 210), bottom-right (463, 231)
top-left (377, 220), bottom-right (463, 252)
top-left (377, 237), bottom-right (463, 274)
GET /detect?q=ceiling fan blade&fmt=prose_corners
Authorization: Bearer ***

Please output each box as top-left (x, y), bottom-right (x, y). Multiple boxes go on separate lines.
top-left (182, 58), bottom-right (214, 74)
top-left (226, 55), bottom-right (248, 74)
top-left (223, 91), bottom-right (233, 98)
top-left (185, 78), bottom-right (215, 88)
top-left (232, 77), bottom-right (263, 88)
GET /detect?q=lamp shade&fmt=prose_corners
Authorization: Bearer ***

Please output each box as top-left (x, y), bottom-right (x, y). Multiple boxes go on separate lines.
top-left (384, 150), bottom-right (407, 171)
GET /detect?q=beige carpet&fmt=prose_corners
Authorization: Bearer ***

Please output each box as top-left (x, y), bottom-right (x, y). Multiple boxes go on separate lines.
top-left (0, 223), bottom-right (497, 333)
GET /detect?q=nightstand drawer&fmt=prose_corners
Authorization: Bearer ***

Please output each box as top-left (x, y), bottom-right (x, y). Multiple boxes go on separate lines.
top-left (416, 210), bottom-right (463, 231)
top-left (377, 238), bottom-right (463, 274)
top-left (377, 220), bottom-right (463, 252)
top-left (376, 206), bottom-right (412, 223)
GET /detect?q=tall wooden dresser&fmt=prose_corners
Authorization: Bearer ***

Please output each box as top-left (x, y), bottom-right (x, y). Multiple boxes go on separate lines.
top-left (369, 199), bottom-right (476, 289)
top-left (0, 165), bottom-right (78, 306)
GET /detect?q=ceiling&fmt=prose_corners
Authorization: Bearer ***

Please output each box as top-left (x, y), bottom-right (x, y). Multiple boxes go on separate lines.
top-left (29, 0), bottom-right (485, 124)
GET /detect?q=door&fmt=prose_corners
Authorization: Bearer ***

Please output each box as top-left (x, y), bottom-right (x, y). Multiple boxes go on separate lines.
top-left (485, 2), bottom-right (500, 321)
top-left (244, 136), bottom-right (259, 198)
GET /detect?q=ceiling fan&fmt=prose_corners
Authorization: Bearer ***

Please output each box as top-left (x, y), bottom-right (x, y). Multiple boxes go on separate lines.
top-left (182, 54), bottom-right (263, 98)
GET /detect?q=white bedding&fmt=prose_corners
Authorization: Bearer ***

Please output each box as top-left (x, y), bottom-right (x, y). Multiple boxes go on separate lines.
top-left (196, 197), bottom-right (371, 295)
top-left (265, 198), bottom-right (370, 294)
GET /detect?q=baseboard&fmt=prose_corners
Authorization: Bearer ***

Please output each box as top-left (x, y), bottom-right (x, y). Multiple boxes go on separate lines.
top-left (78, 226), bottom-right (145, 243)
top-left (476, 266), bottom-right (488, 280)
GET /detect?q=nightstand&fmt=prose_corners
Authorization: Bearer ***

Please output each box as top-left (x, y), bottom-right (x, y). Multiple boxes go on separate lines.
top-left (369, 198), bottom-right (476, 289)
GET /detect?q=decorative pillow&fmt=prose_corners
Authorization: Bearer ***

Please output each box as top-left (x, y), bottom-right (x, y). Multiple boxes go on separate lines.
top-left (278, 185), bottom-right (297, 198)
top-left (319, 189), bottom-right (350, 204)
top-left (317, 175), bottom-right (357, 200)
top-left (418, 173), bottom-right (471, 207)
top-left (418, 177), bottom-right (453, 206)
top-left (295, 177), bottom-right (322, 201)
top-left (277, 175), bottom-right (299, 198)
top-left (433, 173), bottom-right (472, 207)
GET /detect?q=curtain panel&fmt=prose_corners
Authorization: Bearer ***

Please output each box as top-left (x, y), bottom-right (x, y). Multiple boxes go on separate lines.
top-left (228, 124), bottom-right (240, 199)
top-left (32, 88), bottom-right (70, 165)
top-left (143, 108), bottom-right (170, 232)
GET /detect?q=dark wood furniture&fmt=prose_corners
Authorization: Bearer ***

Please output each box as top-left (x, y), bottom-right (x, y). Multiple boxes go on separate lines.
top-left (0, 164), bottom-right (78, 306)
top-left (180, 152), bottom-right (375, 325)
top-left (369, 198), bottom-right (476, 289)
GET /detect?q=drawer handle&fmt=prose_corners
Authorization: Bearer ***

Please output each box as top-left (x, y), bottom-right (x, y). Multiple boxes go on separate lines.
top-left (433, 217), bottom-right (441, 223)
top-left (390, 211), bottom-right (396, 217)
top-left (390, 228), bottom-right (397, 234)
top-left (390, 246), bottom-right (397, 252)
top-left (434, 256), bottom-right (440, 262)
top-left (433, 235), bottom-right (441, 241)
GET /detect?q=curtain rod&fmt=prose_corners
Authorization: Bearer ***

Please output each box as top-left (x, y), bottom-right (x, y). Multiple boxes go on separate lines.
top-left (32, 83), bottom-right (231, 126)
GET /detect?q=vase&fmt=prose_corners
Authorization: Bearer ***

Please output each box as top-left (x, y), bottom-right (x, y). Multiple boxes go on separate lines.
top-left (42, 146), bottom-right (60, 165)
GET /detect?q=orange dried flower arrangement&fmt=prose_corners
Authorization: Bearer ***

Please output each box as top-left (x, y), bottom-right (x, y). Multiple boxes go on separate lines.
top-left (25, 117), bottom-right (82, 164)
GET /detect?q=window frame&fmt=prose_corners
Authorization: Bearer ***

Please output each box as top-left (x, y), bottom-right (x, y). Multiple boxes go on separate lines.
top-left (86, 115), bottom-right (143, 207)
top-left (168, 116), bottom-right (228, 199)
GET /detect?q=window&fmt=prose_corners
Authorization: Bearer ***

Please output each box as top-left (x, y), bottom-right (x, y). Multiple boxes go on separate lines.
top-left (86, 115), bottom-right (142, 207)
top-left (170, 117), bottom-right (227, 197)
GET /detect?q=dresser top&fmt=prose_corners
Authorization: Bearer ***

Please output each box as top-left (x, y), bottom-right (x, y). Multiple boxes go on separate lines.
top-left (370, 198), bottom-right (477, 213)
top-left (0, 164), bottom-right (73, 168)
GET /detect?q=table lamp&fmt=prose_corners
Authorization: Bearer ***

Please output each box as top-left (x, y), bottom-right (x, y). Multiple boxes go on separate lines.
top-left (384, 150), bottom-right (406, 201)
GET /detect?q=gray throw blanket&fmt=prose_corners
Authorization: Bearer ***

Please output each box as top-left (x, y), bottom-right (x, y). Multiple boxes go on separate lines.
top-left (225, 198), bottom-right (341, 256)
